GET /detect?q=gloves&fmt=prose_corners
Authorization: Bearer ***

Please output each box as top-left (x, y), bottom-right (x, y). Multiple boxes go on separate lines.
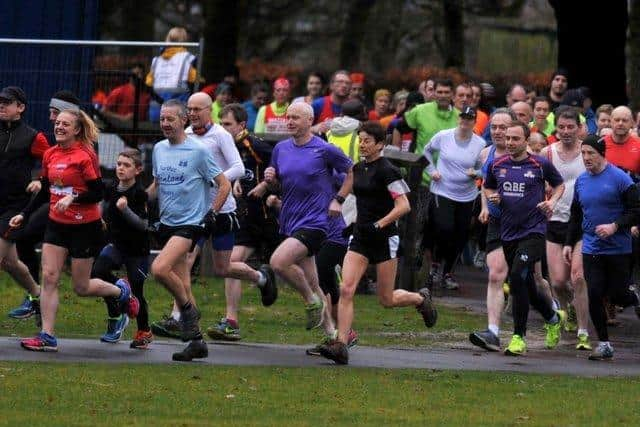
top-left (200, 210), bottom-right (217, 236)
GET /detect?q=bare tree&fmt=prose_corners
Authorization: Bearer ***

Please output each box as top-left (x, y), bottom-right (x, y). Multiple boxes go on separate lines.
top-left (629, 0), bottom-right (640, 111)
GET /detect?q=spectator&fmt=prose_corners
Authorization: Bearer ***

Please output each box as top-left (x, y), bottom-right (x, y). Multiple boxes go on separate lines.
top-left (548, 68), bottom-right (569, 111)
top-left (293, 72), bottom-right (325, 105)
top-left (254, 77), bottom-right (290, 134)
top-left (349, 73), bottom-right (365, 100)
top-left (211, 83), bottom-right (232, 124)
top-left (368, 89), bottom-right (391, 121)
top-left (102, 64), bottom-right (150, 122)
top-left (243, 82), bottom-right (269, 132)
top-left (595, 104), bottom-right (613, 136)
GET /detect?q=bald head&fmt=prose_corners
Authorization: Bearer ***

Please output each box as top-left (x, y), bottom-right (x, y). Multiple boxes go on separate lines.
top-left (611, 105), bottom-right (634, 141)
top-left (507, 84), bottom-right (527, 107)
top-left (287, 102), bottom-right (314, 121)
top-left (189, 92), bottom-right (213, 107)
top-left (511, 101), bottom-right (532, 124)
top-left (286, 102), bottom-right (314, 139)
top-left (612, 105), bottom-right (633, 120)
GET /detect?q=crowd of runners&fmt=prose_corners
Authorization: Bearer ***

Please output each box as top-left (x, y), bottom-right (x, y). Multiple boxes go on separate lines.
top-left (2, 60), bottom-right (640, 364)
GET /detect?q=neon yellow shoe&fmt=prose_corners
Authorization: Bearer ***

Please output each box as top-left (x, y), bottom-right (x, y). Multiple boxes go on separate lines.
top-left (576, 332), bottom-right (592, 351)
top-left (502, 282), bottom-right (510, 296)
top-left (504, 334), bottom-right (527, 356)
top-left (565, 304), bottom-right (577, 332)
top-left (544, 309), bottom-right (567, 349)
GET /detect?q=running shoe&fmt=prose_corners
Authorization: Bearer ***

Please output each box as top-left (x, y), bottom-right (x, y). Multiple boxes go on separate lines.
top-left (115, 278), bottom-right (140, 318)
top-left (130, 330), bottom-right (153, 349)
top-left (565, 304), bottom-right (577, 332)
top-left (588, 342), bottom-right (614, 361)
top-left (305, 298), bottom-right (325, 330)
top-left (504, 334), bottom-right (526, 356)
top-left (469, 329), bottom-right (501, 352)
top-left (206, 318), bottom-right (241, 341)
top-left (306, 334), bottom-right (334, 357)
top-left (8, 294), bottom-right (39, 319)
top-left (172, 340), bottom-right (208, 362)
top-left (20, 332), bottom-right (58, 352)
top-left (319, 339), bottom-right (349, 365)
top-left (473, 250), bottom-right (486, 270)
top-left (416, 287), bottom-right (438, 327)
top-left (180, 304), bottom-right (202, 342)
top-left (347, 329), bottom-right (359, 348)
top-left (258, 264), bottom-right (278, 306)
top-left (441, 274), bottom-right (460, 290)
top-left (544, 309), bottom-right (567, 349)
top-left (150, 315), bottom-right (182, 339)
top-left (576, 332), bottom-right (592, 351)
top-left (100, 314), bottom-right (130, 343)
top-left (425, 265), bottom-right (441, 291)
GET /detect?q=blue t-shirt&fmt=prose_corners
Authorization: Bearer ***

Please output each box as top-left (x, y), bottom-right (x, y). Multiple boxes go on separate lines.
top-left (481, 145), bottom-right (501, 218)
top-left (270, 136), bottom-right (352, 236)
top-left (574, 164), bottom-right (634, 255)
top-left (312, 96), bottom-right (341, 123)
top-left (153, 136), bottom-right (222, 227)
top-left (484, 154), bottom-right (563, 242)
top-left (243, 100), bottom-right (260, 132)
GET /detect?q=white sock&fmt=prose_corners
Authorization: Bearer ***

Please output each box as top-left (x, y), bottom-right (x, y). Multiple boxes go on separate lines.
top-left (171, 310), bottom-right (181, 321)
top-left (577, 328), bottom-right (588, 337)
top-left (488, 324), bottom-right (499, 337)
top-left (257, 271), bottom-right (267, 287)
top-left (599, 341), bottom-right (611, 348)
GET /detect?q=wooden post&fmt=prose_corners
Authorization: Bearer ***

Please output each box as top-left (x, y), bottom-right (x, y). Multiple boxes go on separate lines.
top-left (383, 147), bottom-right (428, 291)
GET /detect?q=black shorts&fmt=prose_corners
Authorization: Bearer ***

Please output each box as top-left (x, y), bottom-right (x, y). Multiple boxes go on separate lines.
top-left (546, 220), bottom-right (569, 245)
top-left (349, 232), bottom-right (400, 264)
top-left (290, 228), bottom-right (326, 256)
top-left (157, 223), bottom-right (204, 252)
top-left (0, 208), bottom-right (21, 242)
top-left (486, 216), bottom-right (502, 253)
top-left (316, 240), bottom-right (348, 305)
top-left (44, 219), bottom-right (104, 258)
top-left (235, 212), bottom-right (281, 251)
top-left (502, 234), bottom-right (545, 272)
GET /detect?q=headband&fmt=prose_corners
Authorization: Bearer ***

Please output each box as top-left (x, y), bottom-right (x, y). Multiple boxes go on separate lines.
top-left (49, 98), bottom-right (80, 112)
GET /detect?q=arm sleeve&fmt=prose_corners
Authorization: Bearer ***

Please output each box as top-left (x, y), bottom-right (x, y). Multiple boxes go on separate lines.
top-left (543, 159), bottom-right (564, 188)
top-left (219, 131), bottom-right (245, 181)
top-left (483, 160), bottom-right (497, 190)
top-left (21, 177), bottom-right (50, 219)
top-left (381, 164), bottom-right (410, 199)
top-left (404, 106), bottom-right (418, 130)
top-left (74, 178), bottom-right (103, 204)
top-left (565, 193), bottom-right (584, 247)
top-left (615, 184), bottom-right (640, 229)
top-left (424, 132), bottom-right (442, 174)
top-left (120, 206), bottom-right (149, 231)
top-left (254, 106), bottom-right (267, 133)
top-left (30, 133), bottom-right (50, 160)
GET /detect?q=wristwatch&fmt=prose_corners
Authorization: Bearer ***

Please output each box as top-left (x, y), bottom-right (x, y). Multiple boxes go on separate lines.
top-left (334, 195), bottom-right (346, 204)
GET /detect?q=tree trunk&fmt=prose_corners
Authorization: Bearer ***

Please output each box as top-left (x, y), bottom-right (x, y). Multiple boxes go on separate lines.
top-left (629, 0), bottom-right (640, 112)
top-left (442, 0), bottom-right (465, 68)
top-left (339, 0), bottom-right (376, 70)
top-left (201, 0), bottom-right (246, 83)
top-left (550, 0), bottom-right (628, 107)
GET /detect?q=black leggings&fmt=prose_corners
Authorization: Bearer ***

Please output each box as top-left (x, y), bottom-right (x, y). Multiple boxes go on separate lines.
top-left (583, 253), bottom-right (639, 341)
top-left (503, 235), bottom-right (555, 337)
top-left (14, 204), bottom-right (49, 283)
top-left (91, 244), bottom-right (150, 331)
top-left (315, 240), bottom-right (347, 305)
top-left (430, 195), bottom-right (475, 275)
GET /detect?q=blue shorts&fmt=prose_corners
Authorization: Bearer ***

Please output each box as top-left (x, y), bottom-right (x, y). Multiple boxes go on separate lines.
top-left (196, 212), bottom-right (239, 251)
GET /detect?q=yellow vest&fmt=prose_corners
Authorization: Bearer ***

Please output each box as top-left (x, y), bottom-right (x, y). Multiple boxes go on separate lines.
top-left (327, 130), bottom-right (359, 162)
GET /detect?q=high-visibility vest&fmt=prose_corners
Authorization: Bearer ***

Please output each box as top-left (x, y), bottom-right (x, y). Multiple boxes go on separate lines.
top-left (150, 51), bottom-right (195, 92)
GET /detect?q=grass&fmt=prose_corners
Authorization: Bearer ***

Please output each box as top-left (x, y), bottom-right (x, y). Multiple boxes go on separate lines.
top-left (1, 362), bottom-right (639, 426)
top-left (0, 273), bottom-right (484, 347)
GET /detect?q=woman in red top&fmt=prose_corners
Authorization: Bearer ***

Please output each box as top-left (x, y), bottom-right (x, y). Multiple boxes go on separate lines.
top-left (12, 109), bottom-right (137, 352)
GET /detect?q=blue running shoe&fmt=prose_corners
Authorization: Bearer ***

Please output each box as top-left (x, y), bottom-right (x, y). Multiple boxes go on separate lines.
top-left (100, 314), bottom-right (130, 343)
top-left (8, 294), bottom-right (39, 319)
top-left (21, 332), bottom-right (58, 352)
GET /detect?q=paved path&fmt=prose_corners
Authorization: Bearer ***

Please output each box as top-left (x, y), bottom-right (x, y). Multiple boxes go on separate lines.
top-left (1, 336), bottom-right (639, 377)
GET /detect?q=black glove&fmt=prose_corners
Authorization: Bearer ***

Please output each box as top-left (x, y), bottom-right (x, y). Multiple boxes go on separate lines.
top-left (200, 210), bottom-right (217, 236)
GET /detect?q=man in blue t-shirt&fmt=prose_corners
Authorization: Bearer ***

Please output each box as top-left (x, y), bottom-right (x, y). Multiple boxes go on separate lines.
top-left (563, 135), bottom-right (640, 361)
top-left (148, 99), bottom-right (231, 362)
top-left (250, 102), bottom-right (352, 341)
top-left (484, 120), bottom-right (566, 357)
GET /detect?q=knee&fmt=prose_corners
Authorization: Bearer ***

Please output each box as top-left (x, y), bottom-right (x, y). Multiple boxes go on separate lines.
top-left (42, 268), bottom-right (60, 288)
top-left (151, 259), bottom-right (170, 280)
top-left (269, 254), bottom-right (286, 275)
top-left (488, 269), bottom-right (506, 287)
top-left (1, 257), bottom-right (18, 274)
top-left (570, 268), bottom-right (584, 285)
top-left (339, 283), bottom-right (357, 301)
top-left (73, 281), bottom-right (91, 296)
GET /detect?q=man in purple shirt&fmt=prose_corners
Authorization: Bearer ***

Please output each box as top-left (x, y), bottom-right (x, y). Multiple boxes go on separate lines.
top-left (250, 102), bottom-right (352, 336)
top-left (484, 121), bottom-right (566, 356)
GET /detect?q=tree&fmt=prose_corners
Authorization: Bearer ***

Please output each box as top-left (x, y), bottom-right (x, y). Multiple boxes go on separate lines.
top-left (629, 0), bottom-right (640, 111)
top-left (339, 0), bottom-right (376, 70)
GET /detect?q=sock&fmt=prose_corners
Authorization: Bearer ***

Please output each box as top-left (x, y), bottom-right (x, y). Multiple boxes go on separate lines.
top-left (488, 324), bottom-right (499, 337)
top-left (548, 312), bottom-right (559, 324)
top-left (180, 302), bottom-right (193, 312)
top-left (599, 341), bottom-right (611, 348)
top-left (227, 318), bottom-right (239, 328)
top-left (310, 293), bottom-right (321, 305)
top-left (577, 328), bottom-right (588, 337)
top-left (171, 310), bottom-right (181, 321)
top-left (257, 271), bottom-right (267, 287)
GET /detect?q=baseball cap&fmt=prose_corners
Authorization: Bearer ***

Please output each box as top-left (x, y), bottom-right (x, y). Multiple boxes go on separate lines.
top-left (459, 105), bottom-right (477, 119)
top-left (0, 86), bottom-right (27, 105)
top-left (560, 88), bottom-right (585, 107)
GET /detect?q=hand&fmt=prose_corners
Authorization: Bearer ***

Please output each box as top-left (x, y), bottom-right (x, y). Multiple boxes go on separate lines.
top-left (595, 223), bottom-right (618, 239)
top-left (536, 200), bottom-right (554, 218)
top-left (9, 214), bottom-right (24, 228)
top-left (478, 208), bottom-right (489, 225)
top-left (328, 199), bottom-right (342, 217)
top-left (562, 246), bottom-right (573, 265)
top-left (266, 195), bottom-right (281, 209)
top-left (312, 121), bottom-right (331, 135)
top-left (26, 180), bottom-right (41, 193)
top-left (55, 195), bottom-right (74, 213)
top-left (116, 196), bottom-right (128, 211)
top-left (465, 168), bottom-right (477, 178)
top-left (233, 180), bottom-right (243, 197)
top-left (247, 184), bottom-right (267, 199)
top-left (264, 167), bottom-right (277, 184)
top-left (632, 226), bottom-right (639, 238)
top-left (487, 192), bottom-right (501, 205)
top-left (431, 171), bottom-right (441, 181)
top-left (200, 210), bottom-right (217, 236)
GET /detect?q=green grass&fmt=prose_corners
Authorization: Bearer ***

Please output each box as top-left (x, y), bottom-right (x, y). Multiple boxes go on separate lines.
top-left (1, 362), bottom-right (639, 426)
top-left (0, 273), bottom-right (484, 347)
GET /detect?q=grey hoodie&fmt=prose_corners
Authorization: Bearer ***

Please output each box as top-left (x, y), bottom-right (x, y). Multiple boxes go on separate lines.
top-left (328, 116), bottom-right (360, 136)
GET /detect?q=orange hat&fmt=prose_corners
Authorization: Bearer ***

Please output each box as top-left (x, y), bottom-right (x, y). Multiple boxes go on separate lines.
top-left (350, 73), bottom-right (365, 84)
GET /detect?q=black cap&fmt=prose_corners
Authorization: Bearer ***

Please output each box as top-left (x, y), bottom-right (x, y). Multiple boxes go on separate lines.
top-left (581, 134), bottom-right (606, 157)
top-left (459, 105), bottom-right (477, 119)
top-left (560, 88), bottom-right (585, 107)
top-left (552, 67), bottom-right (569, 80)
top-left (341, 99), bottom-right (367, 122)
top-left (0, 86), bottom-right (27, 105)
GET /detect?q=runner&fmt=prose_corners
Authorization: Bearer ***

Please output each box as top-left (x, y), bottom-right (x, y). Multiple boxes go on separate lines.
top-left (564, 135), bottom-right (640, 360)
top-left (483, 120), bottom-right (567, 356)
top-left (16, 108), bottom-right (138, 352)
top-left (249, 102), bottom-right (351, 336)
top-left (91, 149), bottom-right (152, 348)
top-left (254, 78), bottom-right (290, 134)
top-left (319, 121), bottom-right (437, 365)
top-left (539, 108), bottom-right (591, 350)
top-left (146, 99), bottom-right (230, 361)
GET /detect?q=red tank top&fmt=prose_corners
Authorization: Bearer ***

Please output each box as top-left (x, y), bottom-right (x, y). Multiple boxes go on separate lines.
top-left (264, 103), bottom-right (288, 133)
top-left (317, 95), bottom-right (335, 124)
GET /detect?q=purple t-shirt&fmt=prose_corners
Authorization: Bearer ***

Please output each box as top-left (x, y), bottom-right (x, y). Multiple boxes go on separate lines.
top-left (484, 154), bottom-right (563, 242)
top-left (270, 136), bottom-right (353, 236)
